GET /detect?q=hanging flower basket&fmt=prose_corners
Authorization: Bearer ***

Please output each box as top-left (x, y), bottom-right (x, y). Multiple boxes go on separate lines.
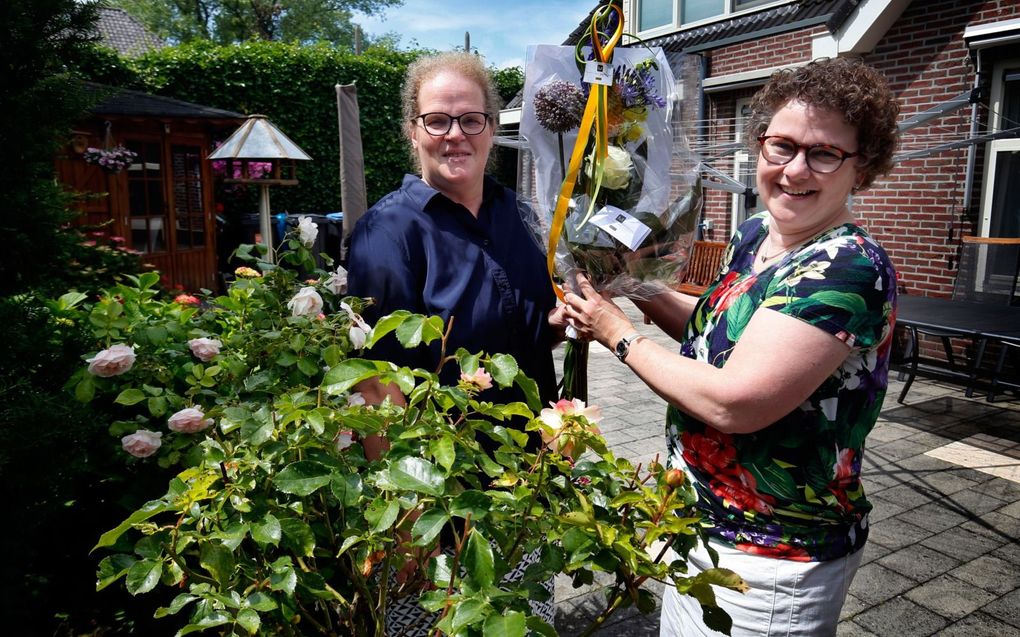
top-left (83, 145), bottom-right (137, 174)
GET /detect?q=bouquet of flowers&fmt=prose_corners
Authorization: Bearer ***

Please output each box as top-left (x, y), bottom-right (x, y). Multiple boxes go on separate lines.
top-left (520, 2), bottom-right (702, 398)
top-left (83, 145), bottom-right (138, 173)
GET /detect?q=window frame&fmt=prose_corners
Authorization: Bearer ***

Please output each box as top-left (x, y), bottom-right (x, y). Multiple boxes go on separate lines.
top-left (976, 58), bottom-right (1020, 293)
top-left (633, 0), bottom-right (792, 36)
top-left (978, 58), bottom-right (1020, 239)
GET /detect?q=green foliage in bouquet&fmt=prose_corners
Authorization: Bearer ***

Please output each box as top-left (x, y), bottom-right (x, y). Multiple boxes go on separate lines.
top-left (74, 229), bottom-right (743, 636)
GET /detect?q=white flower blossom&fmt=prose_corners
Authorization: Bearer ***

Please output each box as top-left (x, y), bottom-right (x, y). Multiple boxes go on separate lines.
top-left (340, 301), bottom-right (370, 349)
top-left (297, 216), bottom-right (318, 248)
top-left (288, 287), bottom-right (324, 317)
top-left (326, 265), bottom-right (348, 295)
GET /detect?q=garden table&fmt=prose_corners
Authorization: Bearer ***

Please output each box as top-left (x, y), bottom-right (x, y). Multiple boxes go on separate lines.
top-left (894, 295), bottom-right (1020, 402)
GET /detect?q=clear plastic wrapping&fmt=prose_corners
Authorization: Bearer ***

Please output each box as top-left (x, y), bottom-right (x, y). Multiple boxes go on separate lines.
top-left (519, 44), bottom-right (703, 299)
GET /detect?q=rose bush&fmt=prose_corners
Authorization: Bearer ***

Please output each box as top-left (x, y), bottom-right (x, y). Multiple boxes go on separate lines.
top-left (68, 229), bottom-right (744, 636)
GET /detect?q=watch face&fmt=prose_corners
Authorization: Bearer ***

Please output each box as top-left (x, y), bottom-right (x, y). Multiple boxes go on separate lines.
top-left (614, 337), bottom-right (628, 359)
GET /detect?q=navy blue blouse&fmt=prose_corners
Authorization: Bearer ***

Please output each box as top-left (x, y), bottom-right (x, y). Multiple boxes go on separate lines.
top-left (347, 174), bottom-right (558, 408)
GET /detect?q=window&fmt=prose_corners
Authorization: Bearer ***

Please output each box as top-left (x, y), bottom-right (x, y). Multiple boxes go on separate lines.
top-left (126, 140), bottom-right (166, 254)
top-left (682, 0), bottom-right (723, 24)
top-left (639, 0), bottom-right (673, 31)
top-left (637, 0), bottom-right (782, 32)
top-left (980, 61), bottom-right (1020, 282)
top-left (171, 145), bottom-right (205, 250)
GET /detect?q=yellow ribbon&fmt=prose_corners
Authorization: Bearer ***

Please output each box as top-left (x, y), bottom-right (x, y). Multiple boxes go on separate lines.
top-left (546, 3), bottom-right (624, 301)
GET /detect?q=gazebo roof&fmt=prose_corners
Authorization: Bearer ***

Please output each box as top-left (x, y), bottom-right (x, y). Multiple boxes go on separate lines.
top-left (208, 114), bottom-right (312, 161)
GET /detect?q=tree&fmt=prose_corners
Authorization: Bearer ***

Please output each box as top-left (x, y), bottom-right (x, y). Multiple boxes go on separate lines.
top-left (0, 0), bottom-right (102, 294)
top-left (110, 0), bottom-right (403, 47)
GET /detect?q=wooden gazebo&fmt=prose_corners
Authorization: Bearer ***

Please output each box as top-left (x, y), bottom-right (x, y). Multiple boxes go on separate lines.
top-left (57, 83), bottom-right (244, 291)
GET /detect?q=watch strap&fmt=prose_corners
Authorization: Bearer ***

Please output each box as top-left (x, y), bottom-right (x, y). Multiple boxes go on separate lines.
top-left (613, 332), bottom-right (645, 362)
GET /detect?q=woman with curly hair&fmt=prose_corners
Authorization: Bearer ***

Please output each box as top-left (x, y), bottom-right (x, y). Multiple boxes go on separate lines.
top-left (562, 57), bottom-right (900, 635)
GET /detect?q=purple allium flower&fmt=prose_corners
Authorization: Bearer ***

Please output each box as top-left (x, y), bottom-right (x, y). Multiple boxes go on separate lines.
top-left (533, 80), bottom-right (586, 134)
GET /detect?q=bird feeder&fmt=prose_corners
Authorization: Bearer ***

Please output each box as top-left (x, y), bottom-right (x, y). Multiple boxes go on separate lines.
top-left (208, 114), bottom-right (312, 262)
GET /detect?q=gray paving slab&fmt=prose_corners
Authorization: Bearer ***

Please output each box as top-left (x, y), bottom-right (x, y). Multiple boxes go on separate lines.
top-left (903, 573), bottom-right (1000, 621)
top-left (851, 595), bottom-right (950, 637)
top-left (550, 299), bottom-right (1020, 636)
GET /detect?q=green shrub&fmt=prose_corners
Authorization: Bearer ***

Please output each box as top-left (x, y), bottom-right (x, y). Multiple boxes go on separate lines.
top-left (73, 233), bottom-right (743, 635)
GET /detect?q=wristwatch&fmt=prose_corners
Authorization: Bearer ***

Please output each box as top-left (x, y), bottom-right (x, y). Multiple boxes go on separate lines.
top-left (613, 333), bottom-right (645, 362)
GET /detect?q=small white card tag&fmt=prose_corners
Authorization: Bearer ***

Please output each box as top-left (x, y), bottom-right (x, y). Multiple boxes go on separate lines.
top-left (583, 60), bottom-right (614, 86)
top-left (588, 206), bottom-right (651, 251)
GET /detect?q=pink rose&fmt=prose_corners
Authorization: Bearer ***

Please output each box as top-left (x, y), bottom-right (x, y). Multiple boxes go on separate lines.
top-left (336, 430), bottom-right (355, 451)
top-left (87, 344), bottom-right (136, 377)
top-left (538, 398), bottom-right (603, 457)
top-left (167, 407), bottom-right (213, 434)
top-left (174, 294), bottom-right (200, 305)
top-left (121, 429), bottom-right (162, 458)
top-left (188, 337), bottom-right (222, 362)
top-left (460, 368), bottom-right (493, 390)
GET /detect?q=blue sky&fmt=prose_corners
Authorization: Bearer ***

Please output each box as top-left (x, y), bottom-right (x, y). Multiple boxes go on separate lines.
top-left (354, 0), bottom-right (591, 69)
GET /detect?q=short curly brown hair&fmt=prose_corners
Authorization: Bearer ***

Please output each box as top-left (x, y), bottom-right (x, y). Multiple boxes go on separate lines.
top-left (746, 57), bottom-right (900, 190)
top-left (400, 52), bottom-right (501, 170)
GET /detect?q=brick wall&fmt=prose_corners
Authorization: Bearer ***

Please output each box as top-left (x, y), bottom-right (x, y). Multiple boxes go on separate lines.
top-left (697, 0), bottom-right (1020, 298)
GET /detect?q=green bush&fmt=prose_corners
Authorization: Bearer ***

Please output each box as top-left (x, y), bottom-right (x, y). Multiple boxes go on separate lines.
top-left (73, 233), bottom-right (742, 635)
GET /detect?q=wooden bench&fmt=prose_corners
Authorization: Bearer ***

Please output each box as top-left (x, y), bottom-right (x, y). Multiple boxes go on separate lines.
top-left (677, 240), bottom-right (727, 296)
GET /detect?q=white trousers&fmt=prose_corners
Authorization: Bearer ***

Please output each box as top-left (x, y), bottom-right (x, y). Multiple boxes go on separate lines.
top-left (660, 540), bottom-right (863, 637)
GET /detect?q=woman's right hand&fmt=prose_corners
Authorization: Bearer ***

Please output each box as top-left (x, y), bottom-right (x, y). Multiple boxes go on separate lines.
top-left (562, 273), bottom-right (635, 350)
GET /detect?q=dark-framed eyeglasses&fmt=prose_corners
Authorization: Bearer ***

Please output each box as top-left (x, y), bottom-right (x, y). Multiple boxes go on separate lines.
top-left (413, 111), bottom-right (491, 136)
top-left (757, 135), bottom-right (859, 174)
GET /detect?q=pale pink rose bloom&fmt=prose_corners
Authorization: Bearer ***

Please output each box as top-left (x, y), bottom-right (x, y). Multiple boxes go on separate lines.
top-left (87, 344), bottom-right (136, 377)
top-left (347, 392), bottom-right (366, 406)
top-left (326, 265), bottom-right (348, 295)
top-left (167, 407), bottom-right (214, 434)
top-left (287, 287), bottom-right (323, 317)
top-left (336, 430), bottom-right (355, 451)
top-left (539, 398), bottom-right (603, 429)
top-left (538, 398), bottom-right (603, 457)
top-left (460, 368), bottom-right (493, 390)
top-left (121, 429), bottom-right (162, 458)
top-left (187, 337), bottom-right (222, 362)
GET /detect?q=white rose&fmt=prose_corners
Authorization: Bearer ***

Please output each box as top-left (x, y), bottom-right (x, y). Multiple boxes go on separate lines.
top-left (87, 343), bottom-right (136, 377)
top-left (287, 287), bottom-right (323, 317)
top-left (121, 429), bottom-right (162, 458)
top-left (326, 265), bottom-right (348, 295)
top-left (187, 337), bottom-right (222, 362)
top-left (586, 145), bottom-right (633, 191)
top-left (297, 216), bottom-right (318, 248)
top-left (349, 325), bottom-right (367, 349)
top-left (167, 407), bottom-right (214, 434)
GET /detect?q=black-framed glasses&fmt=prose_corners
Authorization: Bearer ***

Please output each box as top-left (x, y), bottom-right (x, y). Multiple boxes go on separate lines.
top-left (414, 111), bottom-right (491, 136)
top-left (757, 135), bottom-right (858, 174)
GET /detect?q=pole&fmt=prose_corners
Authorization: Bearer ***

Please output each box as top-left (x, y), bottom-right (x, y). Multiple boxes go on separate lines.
top-left (259, 183), bottom-right (274, 263)
top-left (464, 31), bottom-right (470, 53)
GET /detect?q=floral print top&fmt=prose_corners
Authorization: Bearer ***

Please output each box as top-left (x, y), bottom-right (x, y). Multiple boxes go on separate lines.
top-left (667, 212), bottom-right (897, 562)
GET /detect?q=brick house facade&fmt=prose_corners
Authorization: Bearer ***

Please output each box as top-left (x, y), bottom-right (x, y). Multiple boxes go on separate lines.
top-left (618, 0), bottom-right (1020, 298)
